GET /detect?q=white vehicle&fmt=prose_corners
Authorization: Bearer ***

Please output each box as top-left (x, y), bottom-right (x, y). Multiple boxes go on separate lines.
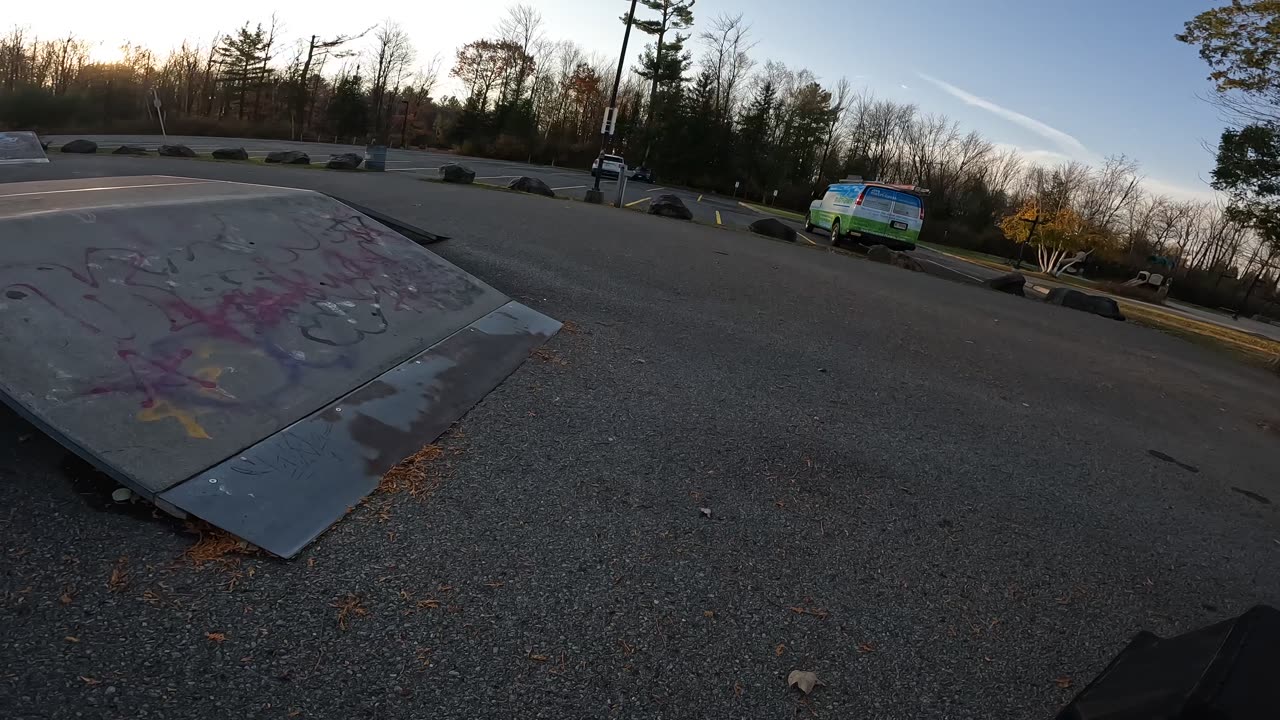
top-left (591, 154), bottom-right (626, 179)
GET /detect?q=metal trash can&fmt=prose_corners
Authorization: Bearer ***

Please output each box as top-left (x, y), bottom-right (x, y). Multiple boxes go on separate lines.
top-left (365, 144), bottom-right (387, 172)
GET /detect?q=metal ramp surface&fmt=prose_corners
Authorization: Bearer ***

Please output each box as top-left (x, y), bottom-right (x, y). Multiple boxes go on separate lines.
top-left (0, 176), bottom-right (559, 556)
top-left (0, 131), bottom-right (49, 165)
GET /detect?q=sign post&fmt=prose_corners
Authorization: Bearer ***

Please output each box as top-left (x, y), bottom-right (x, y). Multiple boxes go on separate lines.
top-left (588, 0), bottom-right (638, 204)
top-left (733, 181), bottom-right (740, 198)
top-left (152, 89), bottom-right (167, 138)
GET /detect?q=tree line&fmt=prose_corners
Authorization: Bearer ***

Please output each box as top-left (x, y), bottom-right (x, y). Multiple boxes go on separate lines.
top-left (0, 1), bottom-right (1276, 316)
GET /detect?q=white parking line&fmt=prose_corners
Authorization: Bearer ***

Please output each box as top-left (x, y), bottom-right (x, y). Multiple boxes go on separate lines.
top-left (388, 167), bottom-right (439, 172)
top-left (476, 175), bottom-right (520, 180)
top-left (918, 257), bottom-right (984, 282)
top-left (645, 187), bottom-right (668, 193)
top-left (552, 185), bottom-right (586, 191)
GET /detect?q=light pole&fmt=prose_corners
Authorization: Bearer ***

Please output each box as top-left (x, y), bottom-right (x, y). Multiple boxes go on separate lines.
top-left (587, 0), bottom-right (639, 205)
top-left (400, 99), bottom-right (410, 149)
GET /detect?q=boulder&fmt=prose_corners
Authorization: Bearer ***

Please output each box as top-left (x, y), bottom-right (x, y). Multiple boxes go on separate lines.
top-left (439, 163), bottom-right (476, 184)
top-left (112, 145), bottom-right (149, 155)
top-left (507, 176), bottom-right (555, 197)
top-left (749, 218), bottom-right (797, 242)
top-left (158, 144), bottom-right (196, 158)
top-left (866, 244), bottom-right (894, 264)
top-left (986, 272), bottom-right (1027, 296)
top-left (1045, 287), bottom-right (1126, 321)
top-left (211, 147), bottom-right (249, 161)
top-left (648, 194), bottom-right (692, 220)
top-left (325, 152), bottom-right (363, 170)
top-left (60, 139), bottom-right (97, 154)
top-left (890, 251), bottom-right (924, 272)
top-left (265, 150), bottom-right (310, 165)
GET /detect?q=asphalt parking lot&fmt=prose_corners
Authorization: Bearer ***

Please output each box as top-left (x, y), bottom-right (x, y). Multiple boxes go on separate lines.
top-left (41, 134), bottom-right (774, 234)
top-left (2, 153), bottom-right (1279, 720)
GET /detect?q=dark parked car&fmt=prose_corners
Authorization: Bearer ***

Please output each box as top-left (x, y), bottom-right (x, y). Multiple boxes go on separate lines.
top-left (631, 166), bottom-right (657, 183)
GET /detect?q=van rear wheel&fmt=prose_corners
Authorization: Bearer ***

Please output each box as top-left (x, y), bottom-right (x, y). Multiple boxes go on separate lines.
top-left (829, 219), bottom-right (841, 248)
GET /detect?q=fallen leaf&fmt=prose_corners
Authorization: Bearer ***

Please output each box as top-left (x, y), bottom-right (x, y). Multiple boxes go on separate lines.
top-left (288, 711), bottom-right (302, 718)
top-left (775, 643), bottom-right (786, 656)
top-left (787, 670), bottom-right (822, 695)
top-left (857, 641), bottom-right (877, 654)
top-left (529, 654), bottom-right (549, 662)
top-left (307, 558), bottom-right (316, 568)
top-left (703, 610), bottom-right (715, 619)
top-left (329, 594), bottom-right (368, 631)
top-left (1056, 676), bottom-right (1073, 689)
top-left (79, 676), bottom-right (100, 686)
top-left (485, 581), bottom-right (505, 589)
top-left (59, 591), bottom-right (73, 606)
top-left (733, 680), bottom-right (744, 697)
top-left (64, 636), bottom-right (79, 643)
top-left (206, 632), bottom-right (226, 643)
top-left (107, 557), bottom-right (129, 592)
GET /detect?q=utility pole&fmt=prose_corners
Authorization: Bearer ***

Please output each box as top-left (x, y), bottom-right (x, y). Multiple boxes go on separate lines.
top-left (587, 0), bottom-right (639, 205)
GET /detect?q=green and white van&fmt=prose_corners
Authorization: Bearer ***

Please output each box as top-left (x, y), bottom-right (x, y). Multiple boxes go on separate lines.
top-left (805, 181), bottom-right (925, 250)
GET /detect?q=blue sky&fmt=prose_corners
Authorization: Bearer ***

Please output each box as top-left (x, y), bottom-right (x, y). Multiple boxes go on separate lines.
top-left (14, 0), bottom-right (1223, 197)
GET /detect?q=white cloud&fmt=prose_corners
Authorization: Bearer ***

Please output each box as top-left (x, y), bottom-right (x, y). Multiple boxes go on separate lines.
top-left (1140, 176), bottom-right (1219, 202)
top-left (917, 73), bottom-right (1090, 159)
top-left (993, 143), bottom-right (1074, 168)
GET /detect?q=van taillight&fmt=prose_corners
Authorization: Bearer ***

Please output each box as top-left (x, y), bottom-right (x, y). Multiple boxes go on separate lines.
top-left (855, 189), bottom-right (867, 206)
top-left (919, 206), bottom-right (925, 220)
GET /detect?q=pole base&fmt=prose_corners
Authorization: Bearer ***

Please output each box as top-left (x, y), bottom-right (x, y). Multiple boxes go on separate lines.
top-left (584, 189), bottom-right (604, 205)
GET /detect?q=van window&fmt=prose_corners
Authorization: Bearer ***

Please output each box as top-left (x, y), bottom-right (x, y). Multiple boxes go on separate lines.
top-left (862, 186), bottom-right (921, 217)
top-left (603, 155), bottom-right (624, 164)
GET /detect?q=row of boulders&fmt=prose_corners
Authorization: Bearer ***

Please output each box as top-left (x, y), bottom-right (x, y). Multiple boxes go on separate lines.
top-left (985, 272), bottom-right (1125, 321)
top-left (56, 139), bottom-right (364, 169)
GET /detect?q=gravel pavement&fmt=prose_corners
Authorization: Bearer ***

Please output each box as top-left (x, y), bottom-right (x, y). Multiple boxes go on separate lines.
top-left (2, 154), bottom-right (1279, 720)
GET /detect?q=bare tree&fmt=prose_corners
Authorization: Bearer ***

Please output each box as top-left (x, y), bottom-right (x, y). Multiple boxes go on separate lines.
top-left (496, 3), bottom-right (544, 102)
top-left (366, 20), bottom-right (415, 140)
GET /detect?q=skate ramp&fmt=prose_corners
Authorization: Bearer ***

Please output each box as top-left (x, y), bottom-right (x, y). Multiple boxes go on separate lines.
top-left (0, 176), bottom-right (559, 556)
top-left (0, 131), bottom-right (48, 164)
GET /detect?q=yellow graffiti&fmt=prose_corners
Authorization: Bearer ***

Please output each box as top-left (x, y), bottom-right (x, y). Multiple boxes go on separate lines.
top-left (138, 399), bottom-right (211, 440)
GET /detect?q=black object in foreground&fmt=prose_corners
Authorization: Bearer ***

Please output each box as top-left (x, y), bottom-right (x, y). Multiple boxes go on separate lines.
top-left (749, 218), bottom-right (797, 243)
top-left (326, 152), bottom-right (363, 170)
top-left (439, 163), bottom-right (476, 184)
top-left (265, 150), bottom-right (310, 164)
top-left (649, 194), bottom-right (692, 220)
top-left (1046, 287), bottom-right (1125, 321)
top-left (1057, 605), bottom-right (1280, 720)
top-left (508, 176), bottom-right (556, 197)
top-left (986, 272), bottom-right (1027, 296)
top-left (60, 139), bottom-right (97, 153)
top-left (158, 144), bottom-right (197, 158)
top-left (212, 147), bottom-right (249, 160)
